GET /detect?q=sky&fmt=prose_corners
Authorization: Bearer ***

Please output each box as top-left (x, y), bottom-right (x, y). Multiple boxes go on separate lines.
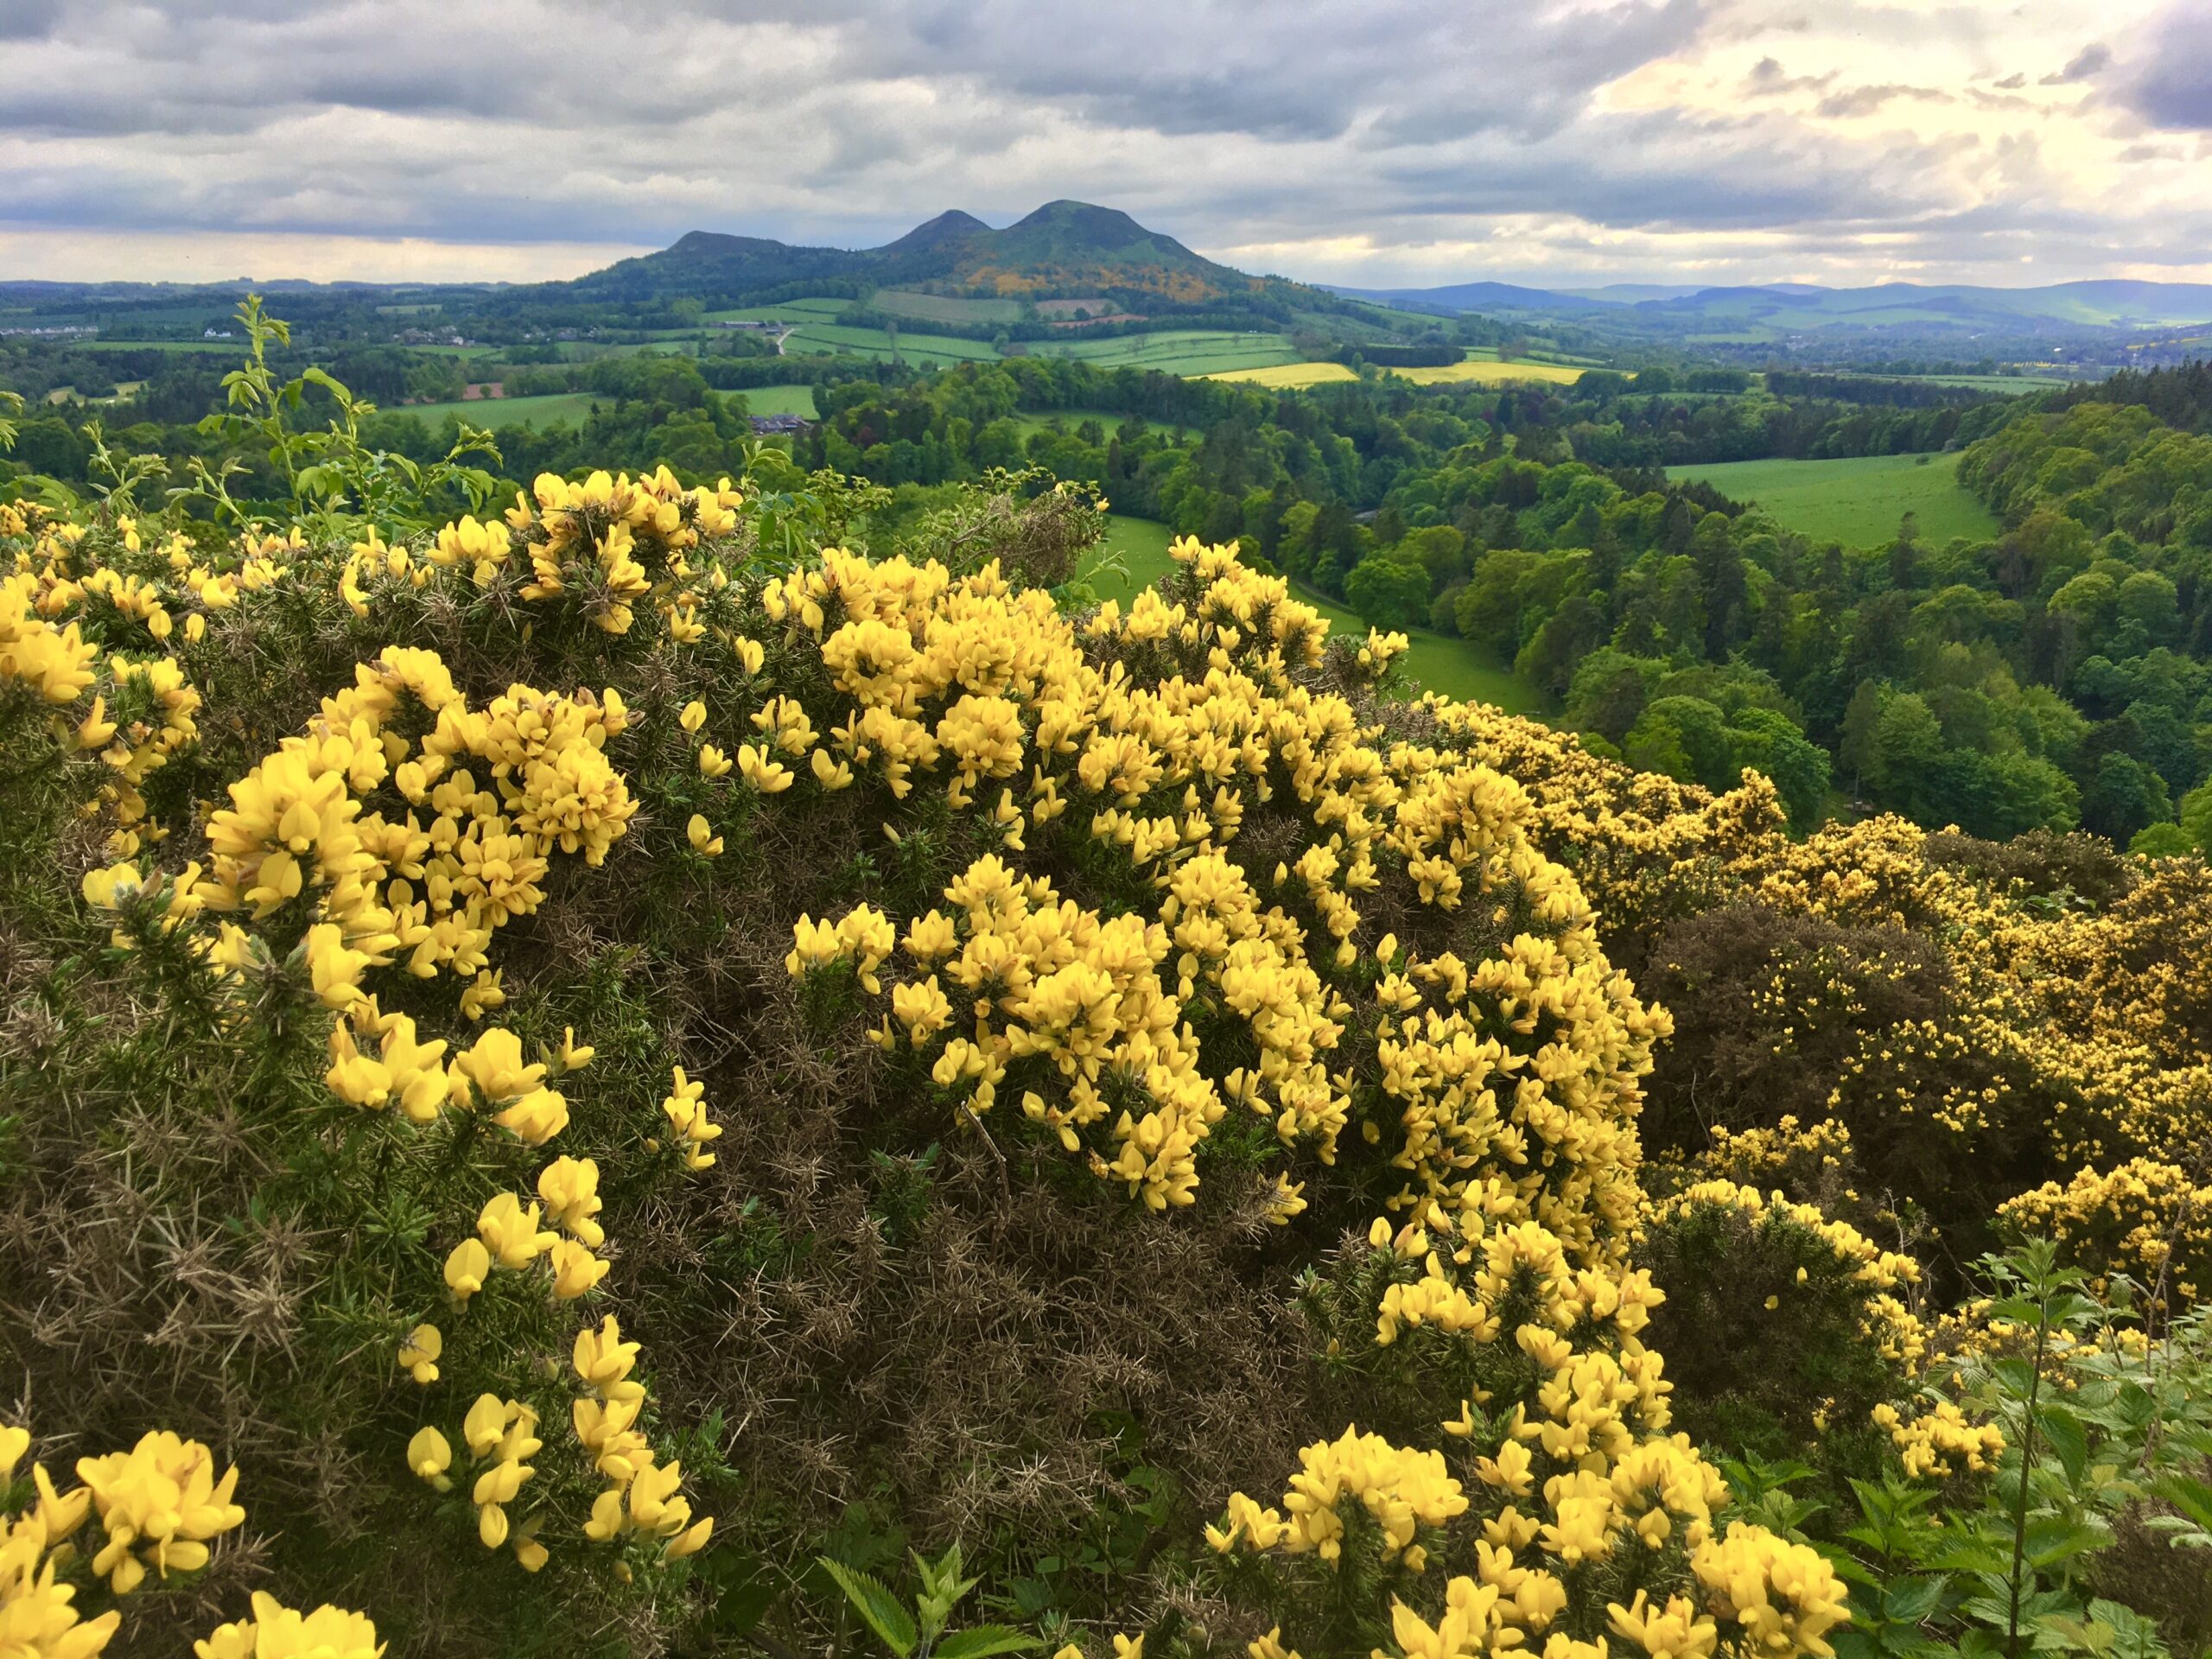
top-left (1, 0), bottom-right (2209, 291)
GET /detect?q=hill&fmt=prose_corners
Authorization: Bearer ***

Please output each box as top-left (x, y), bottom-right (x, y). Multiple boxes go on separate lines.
top-left (540, 199), bottom-right (1268, 309)
top-left (1333, 275), bottom-right (2212, 358)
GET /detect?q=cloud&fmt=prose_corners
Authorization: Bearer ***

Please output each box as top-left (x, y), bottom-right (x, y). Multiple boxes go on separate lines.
top-left (1815, 85), bottom-right (1953, 119)
top-left (1745, 57), bottom-right (1835, 95)
top-left (2115, 3), bottom-right (2212, 130)
top-left (0, 0), bottom-right (2202, 288)
top-left (2041, 42), bottom-right (2111, 85)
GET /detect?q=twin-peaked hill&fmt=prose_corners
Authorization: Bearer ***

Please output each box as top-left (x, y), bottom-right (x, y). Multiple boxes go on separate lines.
top-left (553, 200), bottom-right (1268, 308)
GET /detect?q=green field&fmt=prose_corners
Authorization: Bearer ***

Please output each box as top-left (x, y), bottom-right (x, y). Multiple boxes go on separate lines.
top-left (702, 298), bottom-right (848, 324)
top-left (1075, 518), bottom-right (1545, 715)
top-left (395, 392), bottom-right (599, 429)
top-left (80, 339), bottom-right (250, 354)
top-left (869, 290), bottom-right (1022, 326)
top-left (784, 321), bottom-right (1001, 367)
top-left (1665, 451), bottom-right (2002, 548)
top-left (736, 385), bottom-right (818, 418)
top-left (1010, 408), bottom-right (1193, 440)
top-left (1851, 372), bottom-right (2068, 394)
top-left (1027, 331), bottom-right (1302, 375)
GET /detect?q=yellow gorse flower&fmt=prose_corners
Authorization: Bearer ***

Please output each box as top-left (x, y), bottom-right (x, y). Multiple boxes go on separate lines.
top-left (193, 1590), bottom-right (383, 1659)
top-left (73, 1432), bottom-right (245, 1594)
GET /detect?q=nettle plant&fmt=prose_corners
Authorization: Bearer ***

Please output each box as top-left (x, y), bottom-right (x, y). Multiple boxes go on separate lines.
top-left (1834, 1243), bottom-right (2212, 1659)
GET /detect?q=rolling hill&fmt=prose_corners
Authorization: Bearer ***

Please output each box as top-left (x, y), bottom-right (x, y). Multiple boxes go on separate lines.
top-left (1331, 275), bottom-right (2212, 352)
top-left (543, 200), bottom-right (1268, 309)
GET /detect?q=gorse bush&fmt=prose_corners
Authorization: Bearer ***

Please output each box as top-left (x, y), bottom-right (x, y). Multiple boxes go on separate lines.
top-left (3, 317), bottom-right (2212, 1659)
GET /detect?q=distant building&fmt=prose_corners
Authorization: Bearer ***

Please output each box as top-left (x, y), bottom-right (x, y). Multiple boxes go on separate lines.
top-left (748, 414), bottom-right (810, 435)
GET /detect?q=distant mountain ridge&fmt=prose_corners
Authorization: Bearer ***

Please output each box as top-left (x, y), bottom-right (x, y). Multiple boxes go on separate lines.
top-left (556, 200), bottom-right (1265, 307)
top-left (1331, 276), bottom-right (2212, 339)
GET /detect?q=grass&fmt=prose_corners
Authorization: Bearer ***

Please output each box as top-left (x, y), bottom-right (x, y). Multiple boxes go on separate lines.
top-left (1288, 582), bottom-right (1548, 715)
top-left (1198, 362), bottom-right (1358, 389)
top-left (1076, 518), bottom-right (1548, 716)
top-left (1071, 515), bottom-right (1179, 604)
top-left (736, 385), bottom-right (818, 418)
top-left (784, 322), bottom-right (1001, 367)
top-left (1664, 451), bottom-right (2002, 548)
top-left (1027, 331), bottom-right (1302, 375)
top-left (702, 299), bottom-right (849, 324)
top-left (394, 391), bottom-right (600, 429)
top-left (1391, 358), bottom-right (1586, 387)
top-left (869, 290), bottom-right (1022, 326)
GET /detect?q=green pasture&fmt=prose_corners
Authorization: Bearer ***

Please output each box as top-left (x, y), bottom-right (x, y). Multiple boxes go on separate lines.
top-left (1665, 450), bottom-right (2002, 548)
top-left (735, 385), bottom-right (818, 418)
top-left (869, 291), bottom-right (1023, 326)
top-left (783, 322), bottom-right (1001, 366)
top-left (394, 391), bottom-right (599, 429)
top-left (1029, 331), bottom-right (1302, 374)
top-left (702, 298), bottom-right (849, 324)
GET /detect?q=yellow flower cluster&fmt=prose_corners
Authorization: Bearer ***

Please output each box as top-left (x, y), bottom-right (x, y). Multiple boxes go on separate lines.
top-left (163, 645), bottom-right (631, 1071)
top-left (660, 1067), bottom-right (722, 1170)
top-left (769, 538), bottom-right (1663, 1237)
top-left (1222, 1195), bottom-right (1853, 1659)
top-left (3, 1421), bottom-right (379, 1659)
top-left (7, 493), bottom-right (769, 1618)
top-left (1869, 1400), bottom-right (2005, 1479)
top-left (2, 543), bottom-right (204, 858)
top-left (2, 1424), bottom-right (117, 1659)
top-left (574, 1317), bottom-right (714, 1560)
top-left (1207, 1427), bottom-right (1469, 1568)
top-left (1997, 1158), bottom-right (2211, 1305)
top-left (1447, 702), bottom-right (2212, 1314)
top-left (1690, 1522), bottom-right (1850, 1659)
top-left (194, 1592), bottom-right (385, 1659)
top-left (73, 1432), bottom-right (246, 1595)
top-left (347, 467), bottom-right (739, 640)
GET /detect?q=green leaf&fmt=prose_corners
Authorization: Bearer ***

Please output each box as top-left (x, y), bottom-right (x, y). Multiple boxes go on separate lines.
top-left (2152, 1471), bottom-right (2212, 1530)
top-left (2039, 1402), bottom-right (2090, 1485)
top-left (1993, 1357), bottom-right (2039, 1397)
top-left (818, 1558), bottom-right (918, 1657)
top-left (934, 1627), bottom-right (1046, 1659)
top-left (1884, 1577), bottom-right (1945, 1624)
